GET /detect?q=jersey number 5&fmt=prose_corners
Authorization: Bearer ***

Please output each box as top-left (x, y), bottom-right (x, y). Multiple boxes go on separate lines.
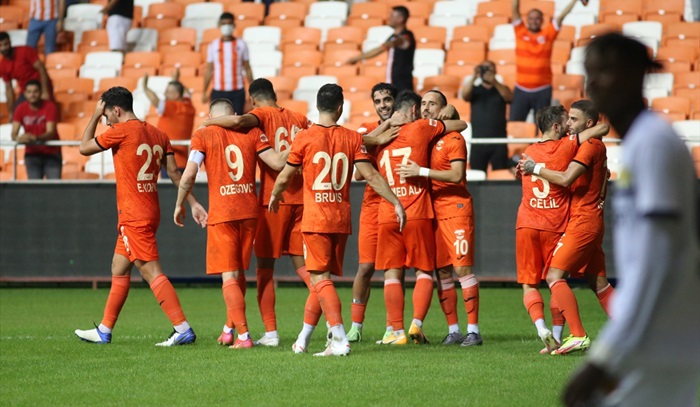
top-left (312, 151), bottom-right (349, 191)
top-left (531, 162), bottom-right (550, 198)
top-left (136, 144), bottom-right (164, 181)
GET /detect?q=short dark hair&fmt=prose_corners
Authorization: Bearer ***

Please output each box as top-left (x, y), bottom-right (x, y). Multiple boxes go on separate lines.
top-left (535, 105), bottom-right (567, 133)
top-left (370, 82), bottom-right (397, 100)
top-left (101, 86), bottom-right (134, 112)
top-left (570, 99), bottom-right (599, 125)
top-left (168, 81), bottom-right (185, 98)
top-left (317, 83), bottom-right (343, 113)
top-left (25, 79), bottom-right (41, 90)
top-left (424, 90), bottom-right (447, 108)
top-left (586, 33), bottom-right (662, 77)
top-left (210, 98), bottom-right (234, 113)
top-left (0, 32), bottom-right (9, 42)
top-left (249, 78), bottom-right (277, 102)
top-left (220, 12), bottom-right (234, 21)
top-left (394, 90), bottom-right (422, 112)
top-left (392, 6), bottom-right (409, 21)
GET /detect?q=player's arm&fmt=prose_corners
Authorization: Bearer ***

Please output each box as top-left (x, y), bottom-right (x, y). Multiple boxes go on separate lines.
top-left (356, 161), bottom-right (406, 231)
top-left (268, 164), bottom-right (297, 212)
top-left (556, 0), bottom-right (580, 28)
top-left (521, 155), bottom-right (586, 187)
top-left (443, 119), bottom-right (468, 134)
top-left (142, 73), bottom-right (160, 108)
top-left (437, 104), bottom-right (460, 120)
top-left (577, 122), bottom-right (610, 144)
top-left (258, 148), bottom-right (289, 171)
top-left (167, 153), bottom-right (208, 228)
top-left (202, 113), bottom-right (259, 129)
top-left (80, 100), bottom-right (107, 156)
top-left (33, 59), bottom-right (51, 101)
top-left (396, 158), bottom-right (465, 184)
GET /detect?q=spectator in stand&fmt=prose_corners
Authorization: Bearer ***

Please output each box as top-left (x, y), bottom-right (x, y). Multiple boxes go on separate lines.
top-left (0, 31), bottom-right (53, 114)
top-left (202, 12), bottom-right (254, 116)
top-left (461, 61), bottom-right (513, 172)
top-left (101, 0), bottom-right (133, 53)
top-left (509, 0), bottom-right (580, 121)
top-left (27, 0), bottom-right (66, 56)
top-left (11, 79), bottom-right (61, 179)
top-left (346, 6), bottom-right (416, 93)
top-left (143, 68), bottom-right (195, 174)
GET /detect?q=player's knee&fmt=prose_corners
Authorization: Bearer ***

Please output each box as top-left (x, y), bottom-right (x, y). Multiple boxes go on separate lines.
top-left (545, 268), bottom-right (565, 284)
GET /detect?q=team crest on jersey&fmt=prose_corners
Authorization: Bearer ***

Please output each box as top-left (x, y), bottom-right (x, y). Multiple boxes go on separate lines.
top-left (357, 127), bottom-right (367, 134)
top-left (260, 133), bottom-right (269, 143)
top-left (537, 35), bottom-right (546, 44)
top-left (436, 140), bottom-right (444, 151)
top-left (429, 119), bottom-right (438, 127)
top-left (454, 229), bottom-right (465, 240)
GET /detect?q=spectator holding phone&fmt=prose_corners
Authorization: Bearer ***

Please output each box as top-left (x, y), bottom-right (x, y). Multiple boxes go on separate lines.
top-left (461, 61), bottom-right (513, 172)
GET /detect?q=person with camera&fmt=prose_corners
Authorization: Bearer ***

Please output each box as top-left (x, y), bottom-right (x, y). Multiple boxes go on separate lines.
top-left (461, 61), bottom-right (513, 173)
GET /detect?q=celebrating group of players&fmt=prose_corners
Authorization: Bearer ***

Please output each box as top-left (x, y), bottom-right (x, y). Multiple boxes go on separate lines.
top-left (74, 76), bottom-right (614, 357)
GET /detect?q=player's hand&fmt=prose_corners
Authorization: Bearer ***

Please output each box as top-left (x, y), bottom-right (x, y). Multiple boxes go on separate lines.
top-left (437, 104), bottom-right (457, 120)
top-left (395, 159), bottom-right (420, 178)
top-left (174, 205), bottom-right (186, 227)
top-left (93, 99), bottom-right (106, 118)
top-left (268, 193), bottom-right (284, 213)
top-left (562, 362), bottom-right (616, 407)
top-left (395, 203), bottom-right (407, 232)
top-left (519, 153), bottom-right (536, 175)
top-left (388, 111), bottom-right (411, 127)
top-left (375, 126), bottom-right (400, 146)
top-left (190, 202), bottom-right (208, 228)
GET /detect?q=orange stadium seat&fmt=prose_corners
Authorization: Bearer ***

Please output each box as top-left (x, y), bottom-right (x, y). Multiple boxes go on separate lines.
top-left (319, 64), bottom-right (358, 78)
top-left (487, 49), bottom-right (516, 67)
top-left (372, 0), bottom-right (406, 8)
top-left (227, 2), bottom-right (265, 24)
top-left (405, 2), bottom-right (432, 20)
top-left (281, 27), bottom-right (322, 51)
top-left (521, 0), bottom-right (555, 20)
top-left (447, 43), bottom-right (486, 68)
top-left (674, 88), bottom-right (700, 111)
top-left (325, 26), bottom-right (364, 49)
top-left (48, 68), bottom-right (78, 81)
top-left (413, 26), bottom-right (447, 49)
top-left (551, 40), bottom-right (572, 66)
top-left (507, 121), bottom-right (537, 158)
top-left (160, 51), bottom-right (202, 77)
top-left (472, 15), bottom-right (510, 37)
top-left (142, 16), bottom-right (179, 31)
top-left (577, 23), bottom-right (619, 47)
top-left (266, 2), bottom-right (307, 24)
top-left (475, 1), bottom-right (512, 20)
top-left (600, 0), bottom-right (642, 17)
top-left (146, 2), bottom-right (184, 24)
top-left (422, 75), bottom-right (461, 98)
top-left (338, 75), bottom-right (376, 95)
top-left (450, 98), bottom-right (471, 120)
top-left (642, 0), bottom-right (684, 23)
top-left (278, 99), bottom-right (308, 117)
top-left (553, 89), bottom-right (580, 110)
top-left (349, 99), bottom-right (377, 122)
top-left (673, 72), bottom-right (700, 93)
top-left (79, 29), bottom-right (109, 48)
top-left (56, 123), bottom-right (77, 141)
top-left (158, 28), bottom-right (197, 52)
top-left (281, 65), bottom-right (318, 80)
top-left (651, 96), bottom-right (692, 119)
top-left (552, 73), bottom-right (584, 97)
top-left (557, 25), bottom-right (576, 46)
top-left (266, 17), bottom-right (302, 30)
top-left (62, 100), bottom-right (92, 121)
top-left (283, 49), bottom-right (323, 70)
top-left (0, 6), bottom-right (26, 28)
top-left (46, 52), bottom-right (83, 71)
top-left (347, 17), bottom-right (384, 34)
top-left (349, 2), bottom-right (388, 22)
top-left (96, 77), bottom-right (138, 98)
top-left (662, 22), bottom-right (700, 47)
top-left (449, 25), bottom-right (490, 49)
top-left (54, 78), bottom-right (95, 101)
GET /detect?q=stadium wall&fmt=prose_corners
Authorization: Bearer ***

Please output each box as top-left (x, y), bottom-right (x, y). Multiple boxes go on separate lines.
top-left (0, 181), bottom-right (619, 282)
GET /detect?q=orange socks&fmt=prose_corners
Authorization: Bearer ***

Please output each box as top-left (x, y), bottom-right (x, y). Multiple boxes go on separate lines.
top-left (256, 268), bottom-right (276, 332)
top-left (150, 274), bottom-right (187, 326)
top-left (101, 275), bottom-right (131, 329)
top-left (596, 283), bottom-right (614, 317)
top-left (313, 279), bottom-right (343, 327)
top-left (222, 278), bottom-right (248, 335)
top-left (412, 274), bottom-right (433, 321)
top-left (550, 279), bottom-right (585, 337)
top-left (459, 274), bottom-right (479, 325)
top-left (351, 302), bottom-right (367, 324)
top-left (438, 279), bottom-right (458, 326)
top-left (523, 290), bottom-right (545, 323)
top-left (297, 266), bottom-right (322, 326)
top-left (384, 279), bottom-right (404, 331)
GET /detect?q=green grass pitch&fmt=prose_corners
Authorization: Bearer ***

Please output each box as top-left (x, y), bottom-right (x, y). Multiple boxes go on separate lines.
top-left (0, 286), bottom-right (607, 406)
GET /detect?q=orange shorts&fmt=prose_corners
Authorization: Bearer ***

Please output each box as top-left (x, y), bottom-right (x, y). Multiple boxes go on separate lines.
top-left (515, 228), bottom-right (562, 285)
top-left (358, 202), bottom-right (379, 264)
top-left (375, 219), bottom-right (435, 272)
top-left (206, 218), bottom-right (256, 274)
top-left (550, 231), bottom-right (607, 278)
top-left (114, 221), bottom-right (159, 262)
top-left (435, 216), bottom-right (475, 269)
top-left (302, 232), bottom-right (348, 276)
top-left (254, 205), bottom-right (303, 258)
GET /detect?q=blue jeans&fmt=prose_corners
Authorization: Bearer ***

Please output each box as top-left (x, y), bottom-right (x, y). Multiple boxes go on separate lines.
top-left (27, 18), bottom-right (58, 55)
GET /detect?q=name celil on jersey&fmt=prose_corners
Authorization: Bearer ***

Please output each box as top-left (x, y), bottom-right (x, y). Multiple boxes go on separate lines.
top-left (391, 184), bottom-right (423, 198)
top-left (220, 183), bottom-right (255, 196)
top-left (137, 182), bottom-right (157, 193)
top-left (529, 197), bottom-right (560, 209)
top-left (315, 192), bottom-right (343, 203)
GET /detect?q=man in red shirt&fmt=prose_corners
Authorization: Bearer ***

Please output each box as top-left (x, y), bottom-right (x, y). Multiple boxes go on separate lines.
top-left (143, 69), bottom-right (195, 173)
top-left (270, 83), bottom-right (406, 356)
top-left (0, 31), bottom-right (53, 112)
top-left (11, 80), bottom-right (61, 179)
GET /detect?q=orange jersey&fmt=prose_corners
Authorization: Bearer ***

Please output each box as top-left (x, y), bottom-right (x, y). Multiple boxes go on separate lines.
top-left (96, 120), bottom-right (173, 224)
top-left (516, 135), bottom-right (578, 233)
top-left (190, 125), bottom-right (272, 225)
top-left (249, 106), bottom-right (309, 205)
top-left (157, 99), bottom-right (195, 168)
top-left (514, 20), bottom-right (559, 90)
top-left (430, 132), bottom-right (473, 219)
top-left (357, 120), bottom-right (382, 208)
top-left (376, 118), bottom-right (446, 223)
top-left (568, 138), bottom-right (607, 234)
top-left (287, 124), bottom-right (370, 234)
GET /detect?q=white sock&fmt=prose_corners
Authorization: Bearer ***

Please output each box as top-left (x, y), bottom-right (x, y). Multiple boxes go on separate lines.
top-left (467, 324), bottom-right (479, 334)
top-left (223, 325), bottom-right (233, 334)
top-left (174, 321), bottom-right (190, 334)
top-left (412, 319), bottom-right (423, 327)
top-left (330, 324), bottom-right (347, 340)
top-left (394, 329), bottom-right (405, 336)
top-left (352, 322), bottom-right (363, 329)
top-left (448, 324), bottom-right (460, 334)
top-left (553, 325), bottom-right (564, 342)
top-left (265, 330), bottom-right (278, 339)
top-left (238, 332), bottom-right (249, 341)
top-left (534, 318), bottom-right (548, 332)
top-left (385, 326), bottom-right (392, 332)
top-left (98, 324), bottom-right (112, 334)
top-left (297, 322), bottom-right (315, 341)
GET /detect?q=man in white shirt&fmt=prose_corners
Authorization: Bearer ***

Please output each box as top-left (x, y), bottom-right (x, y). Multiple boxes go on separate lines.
top-left (564, 33), bottom-right (700, 407)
